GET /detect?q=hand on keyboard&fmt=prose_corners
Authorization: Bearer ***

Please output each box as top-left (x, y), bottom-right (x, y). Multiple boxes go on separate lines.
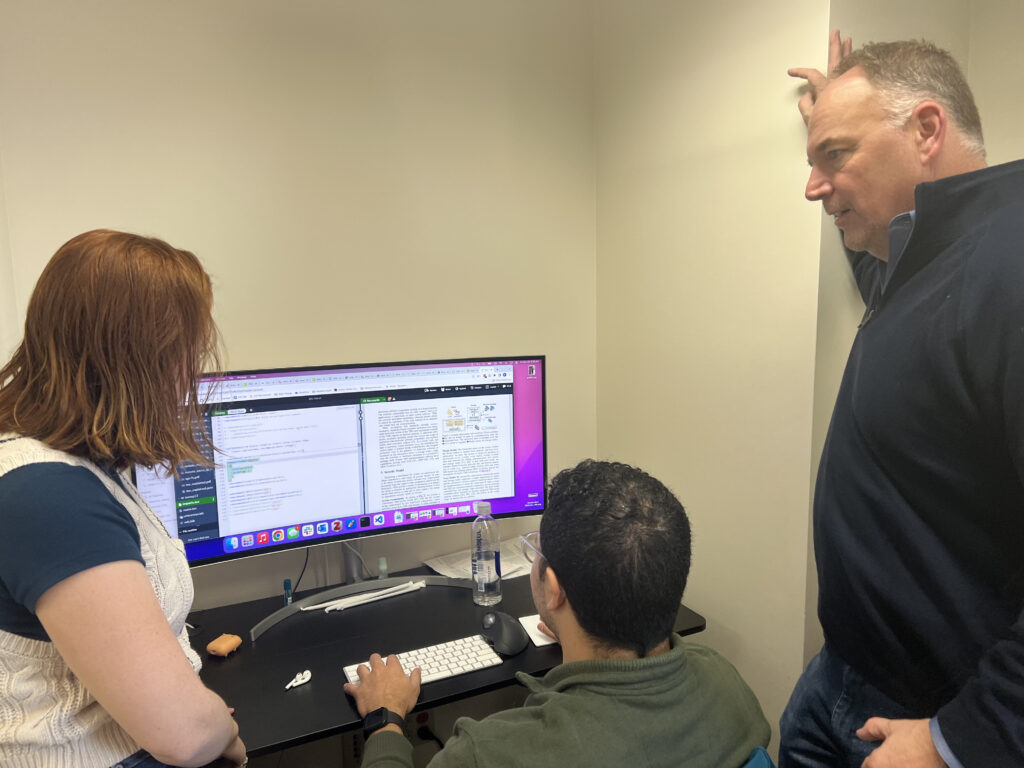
top-left (343, 635), bottom-right (503, 687)
top-left (342, 652), bottom-right (422, 720)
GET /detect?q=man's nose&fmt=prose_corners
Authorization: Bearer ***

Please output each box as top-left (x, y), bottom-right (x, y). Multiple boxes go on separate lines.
top-left (805, 166), bottom-right (832, 201)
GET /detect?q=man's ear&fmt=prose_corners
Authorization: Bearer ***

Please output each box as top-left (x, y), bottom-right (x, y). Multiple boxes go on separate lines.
top-left (911, 101), bottom-right (946, 165)
top-left (542, 565), bottom-right (568, 612)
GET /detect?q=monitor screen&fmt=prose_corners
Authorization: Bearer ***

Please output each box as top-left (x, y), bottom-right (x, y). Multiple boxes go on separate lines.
top-left (133, 356), bottom-right (546, 565)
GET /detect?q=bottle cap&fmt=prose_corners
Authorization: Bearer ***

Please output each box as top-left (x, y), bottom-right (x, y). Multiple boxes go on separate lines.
top-left (474, 501), bottom-right (491, 515)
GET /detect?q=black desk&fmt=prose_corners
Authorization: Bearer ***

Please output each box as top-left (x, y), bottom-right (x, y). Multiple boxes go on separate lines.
top-left (190, 575), bottom-right (706, 757)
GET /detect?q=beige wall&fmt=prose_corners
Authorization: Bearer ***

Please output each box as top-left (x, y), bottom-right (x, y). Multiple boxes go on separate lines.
top-left (0, 0), bottom-right (597, 602)
top-left (593, 0), bottom-right (827, 747)
top-left (969, 0), bottom-right (1024, 165)
top-left (0, 168), bottom-right (13, 357)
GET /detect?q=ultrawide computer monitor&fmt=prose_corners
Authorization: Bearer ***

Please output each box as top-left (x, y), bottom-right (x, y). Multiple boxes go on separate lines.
top-left (133, 356), bottom-right (546, 566)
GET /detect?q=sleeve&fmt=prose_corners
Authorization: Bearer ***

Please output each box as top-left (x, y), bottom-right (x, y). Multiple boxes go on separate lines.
top-left (934, 210), bottom-right (1024, 767)
top-left (360, 721), bottom-right (481, 768)
top-left (424, 718), bottom-right (483, 767)
top-left (360, 731), bottom-right (416, 768)
top-left (846, 246), bottom-right (881, 306)
top-left (929, 718), bottom-right (965, 768)
top-left (0, 462), bottom-right (143, 613)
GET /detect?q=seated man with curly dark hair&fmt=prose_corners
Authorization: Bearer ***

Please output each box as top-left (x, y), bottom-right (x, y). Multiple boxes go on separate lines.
top-left (346, 459), bottom-right (770, 768)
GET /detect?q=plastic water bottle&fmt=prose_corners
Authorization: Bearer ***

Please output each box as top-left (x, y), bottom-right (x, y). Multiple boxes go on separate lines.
top-left (471, 501), bottom-right (502, 606)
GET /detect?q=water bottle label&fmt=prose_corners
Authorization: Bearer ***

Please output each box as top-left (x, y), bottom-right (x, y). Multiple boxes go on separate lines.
top-left (494, 551), bottom-right (501, 577)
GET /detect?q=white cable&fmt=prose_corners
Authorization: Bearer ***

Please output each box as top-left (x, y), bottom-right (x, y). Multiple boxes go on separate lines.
top-left (300, 580), bottom-right (426, 613)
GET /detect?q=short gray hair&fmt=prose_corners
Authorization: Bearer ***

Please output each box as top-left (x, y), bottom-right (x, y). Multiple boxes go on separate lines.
top-left (834, 40), bottom-right (985, 159)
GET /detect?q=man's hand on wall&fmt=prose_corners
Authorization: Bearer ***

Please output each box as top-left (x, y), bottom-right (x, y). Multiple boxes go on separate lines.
top-left (788, 29), bottom-right (852, 125)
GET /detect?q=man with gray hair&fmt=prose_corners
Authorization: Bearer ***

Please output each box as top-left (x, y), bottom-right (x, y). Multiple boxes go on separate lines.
top-left (784, 32), bottom-right (1024, 768)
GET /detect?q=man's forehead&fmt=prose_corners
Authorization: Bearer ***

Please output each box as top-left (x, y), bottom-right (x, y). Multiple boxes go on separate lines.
top-left (820, 69), bottom-right (879, 108)
top-left (807, 71), bottom-right (886, 151)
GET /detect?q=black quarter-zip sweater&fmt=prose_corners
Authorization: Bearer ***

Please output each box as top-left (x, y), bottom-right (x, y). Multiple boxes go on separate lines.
top-left (815, 159), bottom-right (1024, 766)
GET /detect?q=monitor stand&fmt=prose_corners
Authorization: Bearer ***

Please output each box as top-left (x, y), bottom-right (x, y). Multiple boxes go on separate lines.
top-left (249, 541), bottom-right (471, 642)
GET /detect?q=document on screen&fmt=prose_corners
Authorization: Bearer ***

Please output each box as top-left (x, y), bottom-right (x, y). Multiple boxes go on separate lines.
top-left (362, 394), bottom-right (514, 512)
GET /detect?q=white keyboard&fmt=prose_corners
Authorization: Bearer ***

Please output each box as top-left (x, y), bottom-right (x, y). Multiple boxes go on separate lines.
top-left (343, 634), bottom-right (502, 685)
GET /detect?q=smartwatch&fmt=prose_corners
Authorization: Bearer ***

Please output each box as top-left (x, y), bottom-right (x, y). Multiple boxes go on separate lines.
top-left (362, 707), bottom-right (405, 740)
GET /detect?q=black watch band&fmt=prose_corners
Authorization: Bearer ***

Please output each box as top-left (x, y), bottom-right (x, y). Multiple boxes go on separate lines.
top-left (362, 707), bottom-right (405, 740)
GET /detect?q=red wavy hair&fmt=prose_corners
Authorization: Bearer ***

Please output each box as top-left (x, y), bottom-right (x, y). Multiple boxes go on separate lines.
top-left (0, 229), bottom-right (221, 471)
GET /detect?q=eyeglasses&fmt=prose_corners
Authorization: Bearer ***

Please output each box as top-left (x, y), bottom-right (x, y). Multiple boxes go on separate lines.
top-left (520, 530), bottom-right (544, 563)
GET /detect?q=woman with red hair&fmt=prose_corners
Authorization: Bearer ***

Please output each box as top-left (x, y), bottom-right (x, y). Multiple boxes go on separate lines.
top-left (0, 230), bottom-right (246, 768)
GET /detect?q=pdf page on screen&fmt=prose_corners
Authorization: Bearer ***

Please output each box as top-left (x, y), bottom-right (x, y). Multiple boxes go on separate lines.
top-left (212, 404), bottom-right (363, 535)
top-left (362, 394), bottom-right (514, 513)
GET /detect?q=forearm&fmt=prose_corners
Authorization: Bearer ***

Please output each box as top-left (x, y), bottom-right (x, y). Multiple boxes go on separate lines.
top-left (144, 689), bottom-right (240, 767)
top-left (37, 562), bottom-right (244, 767)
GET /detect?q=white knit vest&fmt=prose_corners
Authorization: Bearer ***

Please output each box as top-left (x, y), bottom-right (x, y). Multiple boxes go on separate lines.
top-left (0, 435), bottom-right (201, 768)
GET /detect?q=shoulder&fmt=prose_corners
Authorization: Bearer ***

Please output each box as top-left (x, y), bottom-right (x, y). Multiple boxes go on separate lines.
top-left (677, 640), bottom-right (770, 743)
top-left (678, 640), bottom-right (744, 676)
top-left (974, 197), bottom-right (1024, 252)
top-left (0, 461), bottom-right (143, 614)
top-left (2, 457), bottom-right (104, 489)
top-left (955, 175), bottom-right (1024, 264)
top-left (0, 461), bottom-right (137, 537)
top-left (958, 204), bottom-right (1024, 322)
top-left (679, 640), bottom-right (747, 676)
top-left (0, 433), bottom-right (73, 466)
top-left (678, 640), bottom-right (765, 704)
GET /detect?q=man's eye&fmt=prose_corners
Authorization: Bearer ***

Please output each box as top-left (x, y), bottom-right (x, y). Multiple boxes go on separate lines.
top-left (827, 148), bottom-right (846, 162)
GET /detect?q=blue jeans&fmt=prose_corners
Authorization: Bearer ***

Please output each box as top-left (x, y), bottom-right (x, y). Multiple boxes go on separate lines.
top-left (110, 750), bottom-right (235, 768)
top-left (779, 645), bottom-right (910, 768)
top-left (110, 751), bottom-right (177, 768)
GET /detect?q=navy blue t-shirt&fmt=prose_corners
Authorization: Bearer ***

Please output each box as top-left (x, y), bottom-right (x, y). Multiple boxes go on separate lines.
top-left (0, 462), bottom-right (143, 640)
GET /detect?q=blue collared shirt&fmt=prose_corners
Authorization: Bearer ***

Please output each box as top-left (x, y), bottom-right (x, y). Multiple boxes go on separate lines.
top-left (880, 210), bottom-right (916, 294)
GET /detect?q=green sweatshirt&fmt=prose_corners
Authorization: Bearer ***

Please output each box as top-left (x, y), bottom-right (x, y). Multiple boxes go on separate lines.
top-left (361, 635), bottom-right (770, 768)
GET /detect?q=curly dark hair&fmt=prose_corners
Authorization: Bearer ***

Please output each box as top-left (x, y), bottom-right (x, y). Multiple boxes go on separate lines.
top-left (540, 459), bottom-right (692, 656)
